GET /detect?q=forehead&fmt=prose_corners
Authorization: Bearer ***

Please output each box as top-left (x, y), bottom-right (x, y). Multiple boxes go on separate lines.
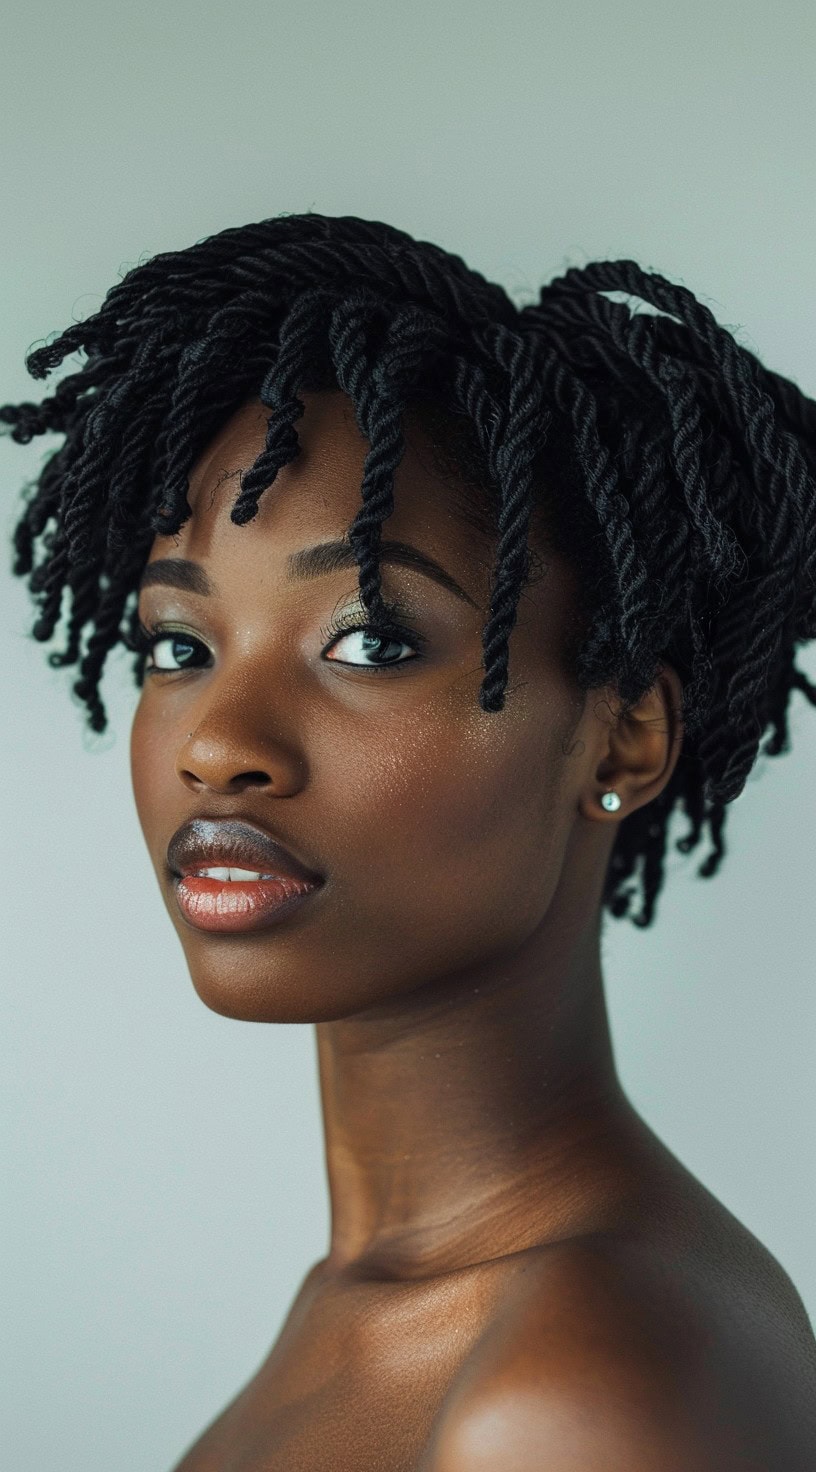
top-left (148, 390), bottom-right (502, 607)
top-left (142, 389), bottom-right (581, 652)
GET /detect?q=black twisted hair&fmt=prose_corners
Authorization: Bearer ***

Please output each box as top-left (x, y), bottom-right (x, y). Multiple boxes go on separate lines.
top-left (4, 212), bottom-right (816, 928)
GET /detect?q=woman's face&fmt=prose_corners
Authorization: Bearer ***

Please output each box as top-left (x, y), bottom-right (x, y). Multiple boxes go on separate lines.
top-left (130, 391), bottom-right (606, 1023)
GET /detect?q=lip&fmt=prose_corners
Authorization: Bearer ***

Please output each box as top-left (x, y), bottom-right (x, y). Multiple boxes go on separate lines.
top-left (167, 816), bottom-right (325, 885)
top-left (173, 873), bottom-right (321, 933)
top-left (166, 817), bottom-right (325, 935)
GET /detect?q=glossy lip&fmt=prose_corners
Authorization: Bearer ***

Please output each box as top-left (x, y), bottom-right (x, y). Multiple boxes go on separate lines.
top-left (173, 873), bottom-right (321, 933)
top-left (167, 816), bottom-right (325, 886)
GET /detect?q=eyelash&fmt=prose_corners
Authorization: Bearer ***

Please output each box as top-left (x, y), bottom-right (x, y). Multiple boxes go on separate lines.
top-left (128, 602), bottom-right (428, 676)
top-left (318, 604), bottom-right (429, 669)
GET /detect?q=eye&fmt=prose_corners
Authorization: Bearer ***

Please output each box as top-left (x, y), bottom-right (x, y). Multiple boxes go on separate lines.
top-left (129, 604), bottom-right (428, 678)
top-left (320, 606), bottom-right (428, 673)
top-left (130, 623), bottom-right (211, 673)
top-left (150, 634), bottom-right (209, 672)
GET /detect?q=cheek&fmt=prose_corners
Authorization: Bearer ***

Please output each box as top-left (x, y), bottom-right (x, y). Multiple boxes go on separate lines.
top-left (320, 688), bottom-right (576, 941)
top-left (129, 698), bottom-right (176, 848)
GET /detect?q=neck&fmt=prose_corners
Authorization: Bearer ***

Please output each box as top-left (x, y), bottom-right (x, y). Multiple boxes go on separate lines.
top-left (314, 910), bottom-right (636, 1282)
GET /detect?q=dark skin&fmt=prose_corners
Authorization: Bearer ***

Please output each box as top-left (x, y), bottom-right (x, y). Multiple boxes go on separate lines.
top-left (130, 392), bottom-right (816, 1471)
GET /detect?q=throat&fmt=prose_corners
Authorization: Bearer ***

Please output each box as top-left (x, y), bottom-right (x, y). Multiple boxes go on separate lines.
top-left (313, 969), bottom-right (627, 1280)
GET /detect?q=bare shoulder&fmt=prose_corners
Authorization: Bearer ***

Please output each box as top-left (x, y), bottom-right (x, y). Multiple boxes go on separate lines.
top-left (422, 1230), bottom-right (816, 1471)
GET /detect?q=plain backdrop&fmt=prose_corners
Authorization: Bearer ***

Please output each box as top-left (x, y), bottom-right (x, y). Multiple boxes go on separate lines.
top-left (2, 3), bottom-right (815, 1469)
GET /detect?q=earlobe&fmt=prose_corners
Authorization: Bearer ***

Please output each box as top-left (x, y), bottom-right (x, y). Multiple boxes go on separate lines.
top-left (582, 665), bottom-right (685, 825)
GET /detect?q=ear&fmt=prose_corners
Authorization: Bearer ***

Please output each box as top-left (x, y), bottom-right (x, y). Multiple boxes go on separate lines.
top-left (577, 663), bottom-right (685, 825)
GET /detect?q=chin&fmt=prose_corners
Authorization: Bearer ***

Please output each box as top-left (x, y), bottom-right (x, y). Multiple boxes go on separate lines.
top-left (175, 938), bottom-right (392, 1024)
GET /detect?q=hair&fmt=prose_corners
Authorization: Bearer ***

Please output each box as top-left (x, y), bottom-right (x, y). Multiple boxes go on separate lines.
top-left (3, 212), bottom-right (816, 928)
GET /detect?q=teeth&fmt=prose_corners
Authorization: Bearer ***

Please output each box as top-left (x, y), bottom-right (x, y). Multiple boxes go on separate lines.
top-left (193, 867), bottom-right (279, 881)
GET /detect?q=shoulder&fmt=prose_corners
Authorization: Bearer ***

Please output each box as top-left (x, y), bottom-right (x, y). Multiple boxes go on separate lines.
top-left (423, 1233), bottom-right (816, 1472)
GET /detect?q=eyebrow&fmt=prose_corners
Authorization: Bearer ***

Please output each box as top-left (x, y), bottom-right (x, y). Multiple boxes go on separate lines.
top-left (137, 538), bottom-right (479, 608)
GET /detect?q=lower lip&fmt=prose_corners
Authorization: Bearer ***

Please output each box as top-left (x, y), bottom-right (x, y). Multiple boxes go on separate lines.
top-left (173, 875), bottom-right (321, 933)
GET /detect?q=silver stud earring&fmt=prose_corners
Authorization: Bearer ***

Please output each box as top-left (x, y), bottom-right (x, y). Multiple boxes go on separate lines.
top-left (600, 790), bottom-right (621, 812)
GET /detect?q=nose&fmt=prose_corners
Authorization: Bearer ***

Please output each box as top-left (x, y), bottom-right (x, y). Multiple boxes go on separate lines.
top-left (175, 712), bottom-right (302, 796)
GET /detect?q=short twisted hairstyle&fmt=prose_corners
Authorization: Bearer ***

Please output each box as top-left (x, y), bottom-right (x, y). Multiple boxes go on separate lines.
top-left (4, 212), bottom-right (816, 928)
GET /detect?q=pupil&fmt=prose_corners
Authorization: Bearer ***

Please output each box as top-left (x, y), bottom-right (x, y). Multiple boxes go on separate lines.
top-left (173, 638), bottom-right (195, 665)
top-left (363, 633), bottom-right (394, 657)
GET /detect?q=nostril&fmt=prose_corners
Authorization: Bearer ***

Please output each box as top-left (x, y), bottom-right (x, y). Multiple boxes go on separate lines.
top-left (178, 768), bottom-right (273, 792)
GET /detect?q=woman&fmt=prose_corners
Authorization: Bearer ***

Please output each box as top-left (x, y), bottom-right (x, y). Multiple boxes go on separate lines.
top-left (4, 212), bottom-right (816, 1469)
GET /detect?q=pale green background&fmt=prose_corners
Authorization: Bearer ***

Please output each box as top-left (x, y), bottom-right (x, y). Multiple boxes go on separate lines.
top-left (2, 3), bottom-right (814, 1469)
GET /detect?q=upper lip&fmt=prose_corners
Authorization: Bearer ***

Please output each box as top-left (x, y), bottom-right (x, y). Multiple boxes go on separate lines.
top-left (167, 817), bottom-right (325, 885)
